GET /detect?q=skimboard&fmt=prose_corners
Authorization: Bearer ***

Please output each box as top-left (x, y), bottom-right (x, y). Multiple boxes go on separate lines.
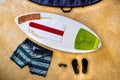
top-left (15, 12), bottom-right (102, 53)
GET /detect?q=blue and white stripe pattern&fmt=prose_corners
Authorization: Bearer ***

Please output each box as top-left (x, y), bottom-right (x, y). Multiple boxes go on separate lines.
top-left (10, 38), bottom-right (53, 77)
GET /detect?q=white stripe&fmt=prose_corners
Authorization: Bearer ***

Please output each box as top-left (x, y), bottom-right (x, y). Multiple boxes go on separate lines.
top-left (30, 27), bottom-right (63, 42)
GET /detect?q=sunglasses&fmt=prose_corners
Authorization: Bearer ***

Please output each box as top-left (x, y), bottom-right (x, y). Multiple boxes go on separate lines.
top-left (58, 63), bottom-right (67, 67)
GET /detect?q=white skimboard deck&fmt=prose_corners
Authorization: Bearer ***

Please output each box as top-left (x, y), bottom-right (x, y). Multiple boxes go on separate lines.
top-left (15, 12), bottom-right (102, 53)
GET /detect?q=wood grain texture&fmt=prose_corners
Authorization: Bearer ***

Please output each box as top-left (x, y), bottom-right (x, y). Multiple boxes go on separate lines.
top-left (0, 0), bottom-right (120, 80)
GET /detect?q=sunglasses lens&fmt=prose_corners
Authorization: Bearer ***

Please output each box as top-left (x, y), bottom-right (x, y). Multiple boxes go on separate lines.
top-left (63, 64), bottom-right (67, 67)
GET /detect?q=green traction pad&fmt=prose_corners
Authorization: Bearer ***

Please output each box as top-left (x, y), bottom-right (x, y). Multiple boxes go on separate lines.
top-left (74, 28), bottom-right (99, 50)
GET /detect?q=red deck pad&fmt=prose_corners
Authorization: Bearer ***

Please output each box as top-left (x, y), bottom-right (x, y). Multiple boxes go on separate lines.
top-left (29, 22), bottom-right (64, 36)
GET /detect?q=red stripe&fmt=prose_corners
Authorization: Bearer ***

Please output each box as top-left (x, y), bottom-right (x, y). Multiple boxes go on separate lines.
top-left (29, 22), bottom-right (64, 36)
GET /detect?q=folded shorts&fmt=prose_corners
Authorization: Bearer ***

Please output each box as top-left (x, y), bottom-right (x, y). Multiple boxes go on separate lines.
top-left (10, 38), bottom-right (53, 77)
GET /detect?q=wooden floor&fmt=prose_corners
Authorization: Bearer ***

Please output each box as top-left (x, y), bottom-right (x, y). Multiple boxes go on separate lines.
top-left (0, 0), bottom-right (120, 80)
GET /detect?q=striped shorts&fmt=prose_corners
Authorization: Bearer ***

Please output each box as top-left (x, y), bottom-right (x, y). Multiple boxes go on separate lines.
top-left (10, 38), bottom-right (53, 77)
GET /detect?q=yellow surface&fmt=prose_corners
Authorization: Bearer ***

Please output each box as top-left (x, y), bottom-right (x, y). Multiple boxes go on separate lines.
top-left (0, 0), bottom-right (120, 80)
